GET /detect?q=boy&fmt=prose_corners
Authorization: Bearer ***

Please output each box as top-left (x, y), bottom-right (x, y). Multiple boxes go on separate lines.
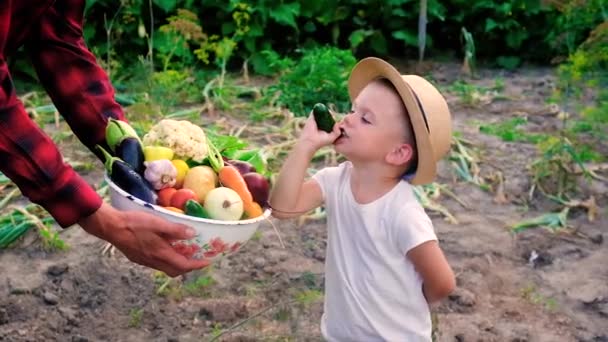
top-left (269, 57), bottom-right (455, 341)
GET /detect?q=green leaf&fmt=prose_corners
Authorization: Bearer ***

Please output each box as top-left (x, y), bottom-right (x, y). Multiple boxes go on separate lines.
top-left (369, 31), bottom-right (388, 54)
top-left (153, 0), bottom-right (176, 13)
top-left (349, 29), bottom-right (374, 49)
top-left (207, 133), bottom-right (249, 154)
top-left (496, 56), bottom-right (521, 70)
top-left (485, 18), bottom-right (498, 32)
top-left (392, 30), bottom-right (418, 47)
top-left (510, 208), bottom-right (569, 233)
top-left (228, 149), bottom-right (268, 176)
top-left (393, 8), bottom-right (407, 17)
top-left (84, 0), bottom-right (101, 15)
top-left (269, 3), bottom-right (301, 28)
top-left (303, 21), bottom-right (317, 33)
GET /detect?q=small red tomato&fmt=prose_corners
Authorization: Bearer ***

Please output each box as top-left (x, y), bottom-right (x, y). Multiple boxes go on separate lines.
top-left (157, 187), bottom-right (177, 207)
top-left (170, 188), bottom-right (198, 210)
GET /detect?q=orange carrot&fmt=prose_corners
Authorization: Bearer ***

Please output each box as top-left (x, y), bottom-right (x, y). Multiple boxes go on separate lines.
top-left (244, 201), bottom-right (264, 219)
top-left (218, 165), bottom-right (253, 204)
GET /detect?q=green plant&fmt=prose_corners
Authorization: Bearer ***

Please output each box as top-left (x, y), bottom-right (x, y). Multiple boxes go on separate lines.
top-left (530, 136), bottom-right (594, 198)
top-left (509, 207), bottom-right (570, 233)
top-left (294, 289), bottom-right (323, 306)
top-left (266, 46), bottom-right (356, 116)
top-left (155, 9), bottom-right (205, 71)
top-left (460, 27), bottom-right (476, 75)
top-left (128, 308), bottom-right (144, 328)
top-left (447, 80), bottom-right (503, 107)
top-left (545, 0), bottom-right (607, 56)
top-left (537, 7), bottom-right (607, 199)
top-left (478, 117), bottom-right (548, 143)
top-left (0, 206), bottom-right (57, 250)
top-left (521, 284), bottom-right (558, 311)
top-left (183, 274), bottom-right (215, 296)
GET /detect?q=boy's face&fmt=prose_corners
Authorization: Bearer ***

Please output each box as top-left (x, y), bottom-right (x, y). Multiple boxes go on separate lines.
top-left (334, 80), bottom-right (412, 164)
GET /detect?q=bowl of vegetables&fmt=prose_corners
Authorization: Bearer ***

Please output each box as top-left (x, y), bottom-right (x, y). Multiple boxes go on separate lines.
top-left (101, 118), bottom-right (272, 261)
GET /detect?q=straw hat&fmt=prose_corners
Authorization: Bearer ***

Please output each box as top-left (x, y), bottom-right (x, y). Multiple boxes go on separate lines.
top-left (347, 57), bottom-right (452, 185)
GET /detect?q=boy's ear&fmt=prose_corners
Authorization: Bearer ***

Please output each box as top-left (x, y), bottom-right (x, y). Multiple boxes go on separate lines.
top-left (386, 143), bottom-right (414, 166)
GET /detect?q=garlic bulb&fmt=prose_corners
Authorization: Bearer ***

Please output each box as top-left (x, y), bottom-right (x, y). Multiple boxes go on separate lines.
top-left (143, 159), bottom-right (177, 190)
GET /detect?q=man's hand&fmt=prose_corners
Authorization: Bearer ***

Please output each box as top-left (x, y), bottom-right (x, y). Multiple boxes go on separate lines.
top-left (78, 203), bottom-right (210, 277)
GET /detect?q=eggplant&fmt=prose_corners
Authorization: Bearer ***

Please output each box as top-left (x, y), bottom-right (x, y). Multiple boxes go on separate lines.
top-left (97, 145), bottom-right (157, 203)
top-left (105, 118), bottom-right (141, 152)
top-left (115, 137), bottom-right (145, 175)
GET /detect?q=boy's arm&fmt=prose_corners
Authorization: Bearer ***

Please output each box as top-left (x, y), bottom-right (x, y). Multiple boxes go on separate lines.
top-left (269, 115), bottom-right (341, 219)
top-left (269, 143), bottom-right (323, 219)
top-left (407, 241), bottom-right (456, 304)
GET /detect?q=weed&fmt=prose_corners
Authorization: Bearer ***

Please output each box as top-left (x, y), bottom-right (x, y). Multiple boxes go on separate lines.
top-left (478, 117), bottom-right (547, 143)
top-left (273, 307), bottom-right (291, 321)
top-left (509, 207), bottom-right (570, 233)
top-left (530, 136), bottom-right (592, 198)
top-left (0, 205), bottom-right (60, 250)
top-left (447, 80), bottom-right (503, 107)
top-left (461, 27), bottom-right (476, 76)
top-left (521, 284), bottom-right (558, 311)
top-left (210, 323), bottom-right (223, 338)
top-left (128, 308), bottom-right (144, 328)
top-left (250, 230), bottom-right (263, 242)
top-left (183, 274), bottom-right (215, 297)
top-left (448, 137), bottom-right (488, 191)
top-left (294, 290), bottom-right (323, 307)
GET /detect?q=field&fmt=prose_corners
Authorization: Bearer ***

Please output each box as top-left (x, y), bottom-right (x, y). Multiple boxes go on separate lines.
top-left (1, 60), bottom-right (606, 342)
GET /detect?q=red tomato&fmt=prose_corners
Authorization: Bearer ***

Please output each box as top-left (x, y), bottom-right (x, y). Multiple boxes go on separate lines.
top-left (157, 187), bottom-right (177, 207)
top-left (170, 188), bottom-right (198, 210)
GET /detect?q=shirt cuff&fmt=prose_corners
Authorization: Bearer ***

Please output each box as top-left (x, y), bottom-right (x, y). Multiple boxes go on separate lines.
top-left (34, 171), bottom-right (103, 228)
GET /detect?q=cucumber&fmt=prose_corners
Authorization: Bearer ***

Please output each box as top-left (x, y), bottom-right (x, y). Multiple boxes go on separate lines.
top-left (185, 199), bottom-right (210, 218)
top-left (312, 103), bottom-right (335, 133)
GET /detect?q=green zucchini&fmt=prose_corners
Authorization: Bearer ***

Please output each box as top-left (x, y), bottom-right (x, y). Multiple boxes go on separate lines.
top-left (312, 103), bottom-right (336, 133)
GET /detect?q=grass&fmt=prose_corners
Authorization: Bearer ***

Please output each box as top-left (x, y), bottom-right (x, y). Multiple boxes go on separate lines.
top-left (521, 284), bottom-right (558, 311)
top-left (128, 308), bottom-right (144, 328)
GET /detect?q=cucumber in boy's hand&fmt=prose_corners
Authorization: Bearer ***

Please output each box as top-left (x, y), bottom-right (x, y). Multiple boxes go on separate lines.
top-left (312, 103), bottom-right (336, 133)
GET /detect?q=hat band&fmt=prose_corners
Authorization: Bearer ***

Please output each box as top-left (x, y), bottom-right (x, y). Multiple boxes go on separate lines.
top-left (401, 90), bottom-right (429, 181)
top-left (411, 91), bottom-right (430, 133)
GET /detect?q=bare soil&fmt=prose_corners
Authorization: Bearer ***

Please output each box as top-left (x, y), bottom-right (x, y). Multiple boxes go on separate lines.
top-left (1, 62), bottom-right (607, 342)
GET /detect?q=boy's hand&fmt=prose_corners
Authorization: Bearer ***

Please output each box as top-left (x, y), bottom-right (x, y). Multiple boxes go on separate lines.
top-left (297, 114), bottom-right (341, 152)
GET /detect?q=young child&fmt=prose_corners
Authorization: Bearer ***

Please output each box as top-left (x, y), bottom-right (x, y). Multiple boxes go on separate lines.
top-left (269, 57), bottom-right (455, 341)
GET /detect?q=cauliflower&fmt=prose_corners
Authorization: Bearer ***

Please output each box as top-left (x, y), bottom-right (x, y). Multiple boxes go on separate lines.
top-left (143, 119), bottom-right (208, 162)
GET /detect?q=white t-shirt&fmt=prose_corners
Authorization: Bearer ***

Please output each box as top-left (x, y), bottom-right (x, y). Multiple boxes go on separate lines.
top-left (312, 162), bottom-right (437, 342)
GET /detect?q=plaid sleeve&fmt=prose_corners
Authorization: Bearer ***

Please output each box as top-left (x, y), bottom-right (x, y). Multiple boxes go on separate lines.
top-left (26, 0), bottom-right (126, 161)
top-left (0, 61), bottom-right (102, 228)
top-left (0, 0), bottom-right (123, 228)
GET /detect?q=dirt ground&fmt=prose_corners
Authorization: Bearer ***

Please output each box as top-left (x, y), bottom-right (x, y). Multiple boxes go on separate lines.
top-left (1, 62), bottom-right (607, 342)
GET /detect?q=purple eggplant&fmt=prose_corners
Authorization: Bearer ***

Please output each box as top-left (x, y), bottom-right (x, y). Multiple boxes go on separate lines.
top-left (115, 137), bottom-right (145, 175)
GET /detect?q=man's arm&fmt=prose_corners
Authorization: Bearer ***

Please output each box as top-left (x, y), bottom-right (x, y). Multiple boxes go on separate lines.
top-left (25, 0), bottom-right (125, 161)
top-left (0, 57), bottom-right (102, 227)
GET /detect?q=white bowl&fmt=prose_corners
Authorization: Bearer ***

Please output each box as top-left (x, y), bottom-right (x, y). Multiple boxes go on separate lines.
top-left (104, 174), bottom-right (271, 261)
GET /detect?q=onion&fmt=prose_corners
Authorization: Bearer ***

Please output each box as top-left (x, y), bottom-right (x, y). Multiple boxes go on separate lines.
top-left (242, 172), bottom-right (270, 207)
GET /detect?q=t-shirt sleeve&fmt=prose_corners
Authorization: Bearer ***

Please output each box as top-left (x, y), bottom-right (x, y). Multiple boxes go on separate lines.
top-left (392, 204), bottom-right (438, 255)
top-left (311, 165), bottom-right (341, 201)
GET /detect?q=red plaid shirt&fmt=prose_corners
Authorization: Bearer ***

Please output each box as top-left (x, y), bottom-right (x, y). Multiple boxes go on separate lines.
top-left (1, 0), bottom-right (126, 227)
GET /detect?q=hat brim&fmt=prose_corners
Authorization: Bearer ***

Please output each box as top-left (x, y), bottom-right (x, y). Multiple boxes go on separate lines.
top-left (347, 57), bottom-right (435, 185)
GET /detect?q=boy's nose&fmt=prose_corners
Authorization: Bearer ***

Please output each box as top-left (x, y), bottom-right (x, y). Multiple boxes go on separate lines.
top-left (343, 113), bottom-right (353, 126)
